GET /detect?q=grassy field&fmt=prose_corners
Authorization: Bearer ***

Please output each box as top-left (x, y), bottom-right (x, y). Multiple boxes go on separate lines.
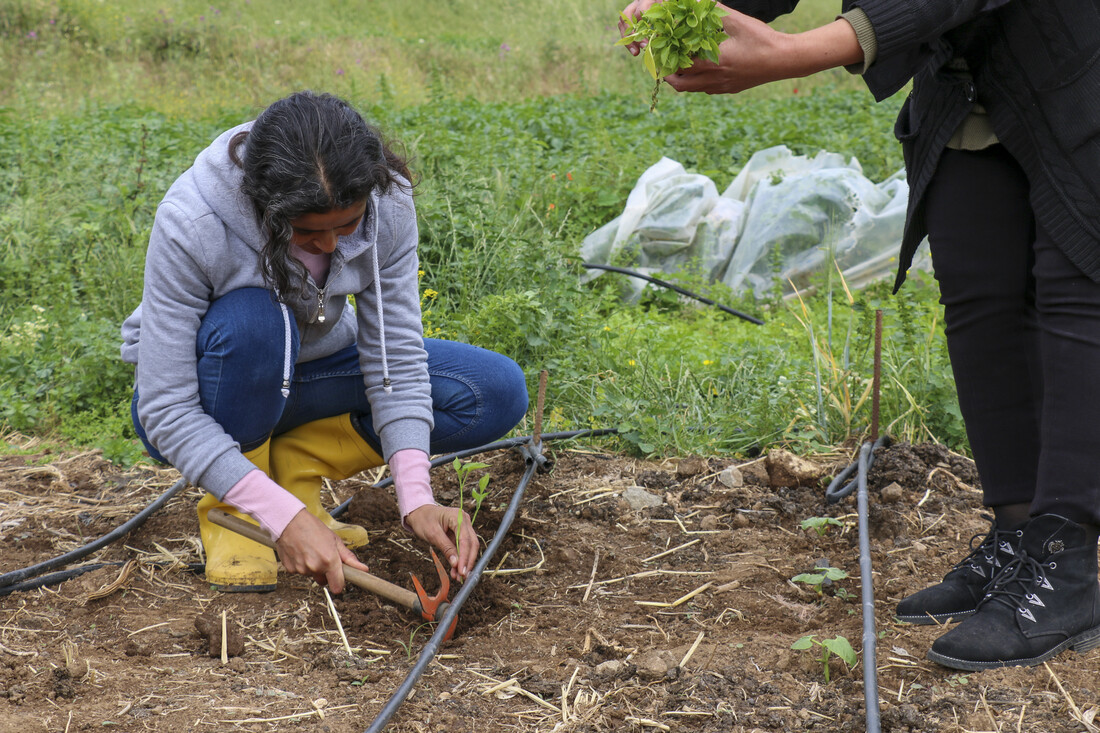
top-left (0, 0), bottom-right (955, 464)
top-left (2, 0), bottom-right (862, 114)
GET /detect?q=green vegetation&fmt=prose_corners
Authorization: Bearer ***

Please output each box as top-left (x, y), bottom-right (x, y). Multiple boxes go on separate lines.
top-left (791, 634), bottom-right (858, 683)
top-left (800, 516), bottom-right (844, 538)
top-left (792, 567), bottom-right (849, 598)
top-left (452, 457), bottom-right (491, 543)
top-left (0, 0), bottom-right (958, 466)
top-left (617, 0), bottom-right (727, 110)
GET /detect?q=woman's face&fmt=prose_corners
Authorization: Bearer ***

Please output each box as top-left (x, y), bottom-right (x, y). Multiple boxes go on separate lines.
top-left (288, 200), bottom-right (367, 255)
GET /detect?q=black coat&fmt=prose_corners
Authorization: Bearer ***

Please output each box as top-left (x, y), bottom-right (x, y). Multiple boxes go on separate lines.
top-left (730, 0), bottom-right (1100, 289)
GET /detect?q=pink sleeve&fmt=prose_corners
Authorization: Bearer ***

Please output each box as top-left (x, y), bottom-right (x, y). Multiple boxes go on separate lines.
top-left (222, 470), bottom-right (306, 540)
top-left (390, 448), bottom-right (436, 530)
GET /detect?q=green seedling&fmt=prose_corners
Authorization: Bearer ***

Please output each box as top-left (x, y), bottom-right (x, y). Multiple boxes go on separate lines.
top-left (617, 0), bottom-right (727, 111)
top-left (792, 567), bottom-right (849, 597)
top-left (453, 457), bottom-right (491, 543)
top-left (800, 516), bottom-right (843, 537)
top-left (791, 634), bottom-right (857, 683)
top-left (395, 623), bottom-right (433, 661)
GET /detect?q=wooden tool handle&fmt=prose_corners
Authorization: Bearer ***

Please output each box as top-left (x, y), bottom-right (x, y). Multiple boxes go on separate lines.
top-left (207, 508), bottom-right (420, 612)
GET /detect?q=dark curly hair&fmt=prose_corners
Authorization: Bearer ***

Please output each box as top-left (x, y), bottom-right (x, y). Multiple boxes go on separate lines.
top-left (228, 91), bottom-right (413, 300)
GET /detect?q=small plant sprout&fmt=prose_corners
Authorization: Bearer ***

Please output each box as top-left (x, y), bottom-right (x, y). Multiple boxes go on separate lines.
top-left (617, 0), bottom-right (727, 111)
top-left (800, 516), bottom-right (843, 537)
top-left (452, 458), bottom-right (491, 543)
top-left (792, 567), bottom-right (849, 598)
top-left (791, 634), bottom-right (858, 683)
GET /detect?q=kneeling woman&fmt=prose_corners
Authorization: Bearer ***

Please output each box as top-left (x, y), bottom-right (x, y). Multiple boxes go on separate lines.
top-left (121, 91), bottom-right (528, 593)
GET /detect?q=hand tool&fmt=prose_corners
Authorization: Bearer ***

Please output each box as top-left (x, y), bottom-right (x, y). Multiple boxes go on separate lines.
top-left (207, 508), bottom-right (458, 640)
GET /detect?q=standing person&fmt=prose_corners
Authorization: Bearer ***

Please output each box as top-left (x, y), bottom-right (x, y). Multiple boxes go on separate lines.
top-left (121, 90), bottom-right (529, 594)
top-left (619, 1), bottom-right (1100, 670)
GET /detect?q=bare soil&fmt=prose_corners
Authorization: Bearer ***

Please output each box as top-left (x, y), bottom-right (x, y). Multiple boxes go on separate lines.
top-left (2, 435), bottom-right (1099, 732)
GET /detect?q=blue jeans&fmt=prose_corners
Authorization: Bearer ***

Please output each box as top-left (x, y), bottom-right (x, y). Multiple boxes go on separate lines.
top-left (132, 288), bottom-right (529, 461)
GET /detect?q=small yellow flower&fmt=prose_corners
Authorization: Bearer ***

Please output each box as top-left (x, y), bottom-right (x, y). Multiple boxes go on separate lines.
top-left (703, 359), bottom-right (714, 366)
top-left (603, 325), bottom-right (611, 331)
top-left (424, 288), bottom-right (438, 299)
top-left (628, 359), bottom-right (636, 366)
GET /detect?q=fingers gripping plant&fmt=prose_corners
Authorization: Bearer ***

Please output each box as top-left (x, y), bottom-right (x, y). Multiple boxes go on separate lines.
top-left (617, 0), bottom-right (727, 111)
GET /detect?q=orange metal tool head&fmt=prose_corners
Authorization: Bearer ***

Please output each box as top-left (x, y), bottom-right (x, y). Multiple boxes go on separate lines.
top-left (410, 549), bottom-right (459, 641)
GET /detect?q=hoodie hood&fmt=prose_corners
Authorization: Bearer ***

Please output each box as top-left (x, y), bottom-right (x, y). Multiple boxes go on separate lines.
top-left (189, 121), bottom-right (378, 263)
top-left (190, 122), bottom-right (264, 254)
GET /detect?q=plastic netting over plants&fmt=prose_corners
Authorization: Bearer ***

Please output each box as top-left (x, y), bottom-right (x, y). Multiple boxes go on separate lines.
top-left (581, 145), bottom-right (927, 299)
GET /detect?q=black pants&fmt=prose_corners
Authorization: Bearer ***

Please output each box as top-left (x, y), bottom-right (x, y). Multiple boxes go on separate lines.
top-left (924, 145), bottom-right (1100, 526)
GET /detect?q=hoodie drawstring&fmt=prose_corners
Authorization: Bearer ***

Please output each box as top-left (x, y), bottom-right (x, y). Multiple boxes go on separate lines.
top-left (370, 244), bottom-right (392, 394)
top-left (274, 289), bottom-right (292, 398)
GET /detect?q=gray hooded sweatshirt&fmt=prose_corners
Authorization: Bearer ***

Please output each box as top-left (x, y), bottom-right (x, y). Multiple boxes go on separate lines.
top-left (120, 122), bottom-right (433, 499)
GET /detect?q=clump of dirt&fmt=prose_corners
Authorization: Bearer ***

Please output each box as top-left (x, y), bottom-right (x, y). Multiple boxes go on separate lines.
top-left (346, 487), bottom-right (401, 528)
top-left (194, 610), bottom-right (246, 657)
top-left (1, 438), bottom-right (1097, 732)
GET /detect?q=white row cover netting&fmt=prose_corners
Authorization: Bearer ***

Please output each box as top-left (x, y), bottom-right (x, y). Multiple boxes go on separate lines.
top-left (581, 145), bottom-right (928, 299)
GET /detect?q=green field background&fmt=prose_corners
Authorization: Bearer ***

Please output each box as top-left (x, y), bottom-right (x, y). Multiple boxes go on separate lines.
top-left (0, 0), bottom-right (960, 464)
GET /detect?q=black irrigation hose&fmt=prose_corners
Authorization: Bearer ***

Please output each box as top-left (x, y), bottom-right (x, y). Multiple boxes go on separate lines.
top-left (0, 476), bottom-right (190, 590)
top-left (824, 437), bottom-right (889, 733)
top-left (0, 561), bottom-right (205, 598)
top-left (581, 262), bottom-right (765, 325)
top-left (364, 440), bottom-right (548, 733)
top-left (824, 435), bottom-right (890, 503)
top-left (854, 441), bottom-right (882, 733)
top-left (330, 428), bottom-right (617, 519)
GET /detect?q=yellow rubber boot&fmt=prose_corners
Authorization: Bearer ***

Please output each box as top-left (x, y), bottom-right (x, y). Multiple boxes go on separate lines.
top-left (197, 441), bottom-right (278, 592)
top-left (270, 414), bottom-right (379, 549)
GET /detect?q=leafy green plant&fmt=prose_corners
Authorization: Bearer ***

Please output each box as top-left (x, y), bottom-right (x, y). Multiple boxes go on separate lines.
top-left (452, 458), bottom-right (490, 543)
top-left (800, 516), bottom-right (843, 537)
top-left (791, 634), bottom-right (857, 683)
top-left (792, 567), bottom-right (849, 598)
top-left (617, 0), bottom-right (727, 110)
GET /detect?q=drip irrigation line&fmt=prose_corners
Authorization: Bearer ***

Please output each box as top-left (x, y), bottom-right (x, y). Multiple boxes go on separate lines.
top-left (855, 440), bottom-right (882, 733)
top-left (364, 440), bottom-right (547, 733)
top-left (824, 435), bottom-right (889, 503)
top-left (0, 476), bottom-right (190, 590)
top-left (581, 263), bottom-right (764, 325)
top-left (0, 561), bottom-right (205, 598)
top-left (331, 428), bottom-right (616, 519)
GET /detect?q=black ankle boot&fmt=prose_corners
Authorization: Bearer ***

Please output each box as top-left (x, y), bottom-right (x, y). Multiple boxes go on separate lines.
top-left (927, 514), bottom-right (1100, 671)
top-left (896, 516), bottom-right (1023, 625)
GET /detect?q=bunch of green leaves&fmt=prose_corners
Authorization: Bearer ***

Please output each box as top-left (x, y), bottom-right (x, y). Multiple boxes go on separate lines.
top-left (790, 635), bottom-right (857, 683)
top-left (617, 0), bottom-right (727, 110)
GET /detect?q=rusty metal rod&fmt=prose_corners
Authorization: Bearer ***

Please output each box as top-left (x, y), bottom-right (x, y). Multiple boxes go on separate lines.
top-left (533, 369), bottom-right (548, 448)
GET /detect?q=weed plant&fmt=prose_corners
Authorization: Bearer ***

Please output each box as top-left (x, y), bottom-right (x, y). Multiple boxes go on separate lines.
top-left (0, 1), bottom-right (957, 465)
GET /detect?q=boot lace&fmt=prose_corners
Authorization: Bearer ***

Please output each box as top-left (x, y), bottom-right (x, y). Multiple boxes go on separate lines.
top-left (976, 550), bottom-right (1053, 621)
top-left (950, 517), bottom-right (1020, 579)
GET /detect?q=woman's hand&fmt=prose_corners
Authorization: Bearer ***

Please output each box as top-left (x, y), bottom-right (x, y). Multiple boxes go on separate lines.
top-left (619, 0), bottom-right (664, 56)
top-left (405, 504), bottom-right (480, 582)
top-left (275, 509), bottom-right (369, 593)
top-left (668, 13), bottom-right (863, 95)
